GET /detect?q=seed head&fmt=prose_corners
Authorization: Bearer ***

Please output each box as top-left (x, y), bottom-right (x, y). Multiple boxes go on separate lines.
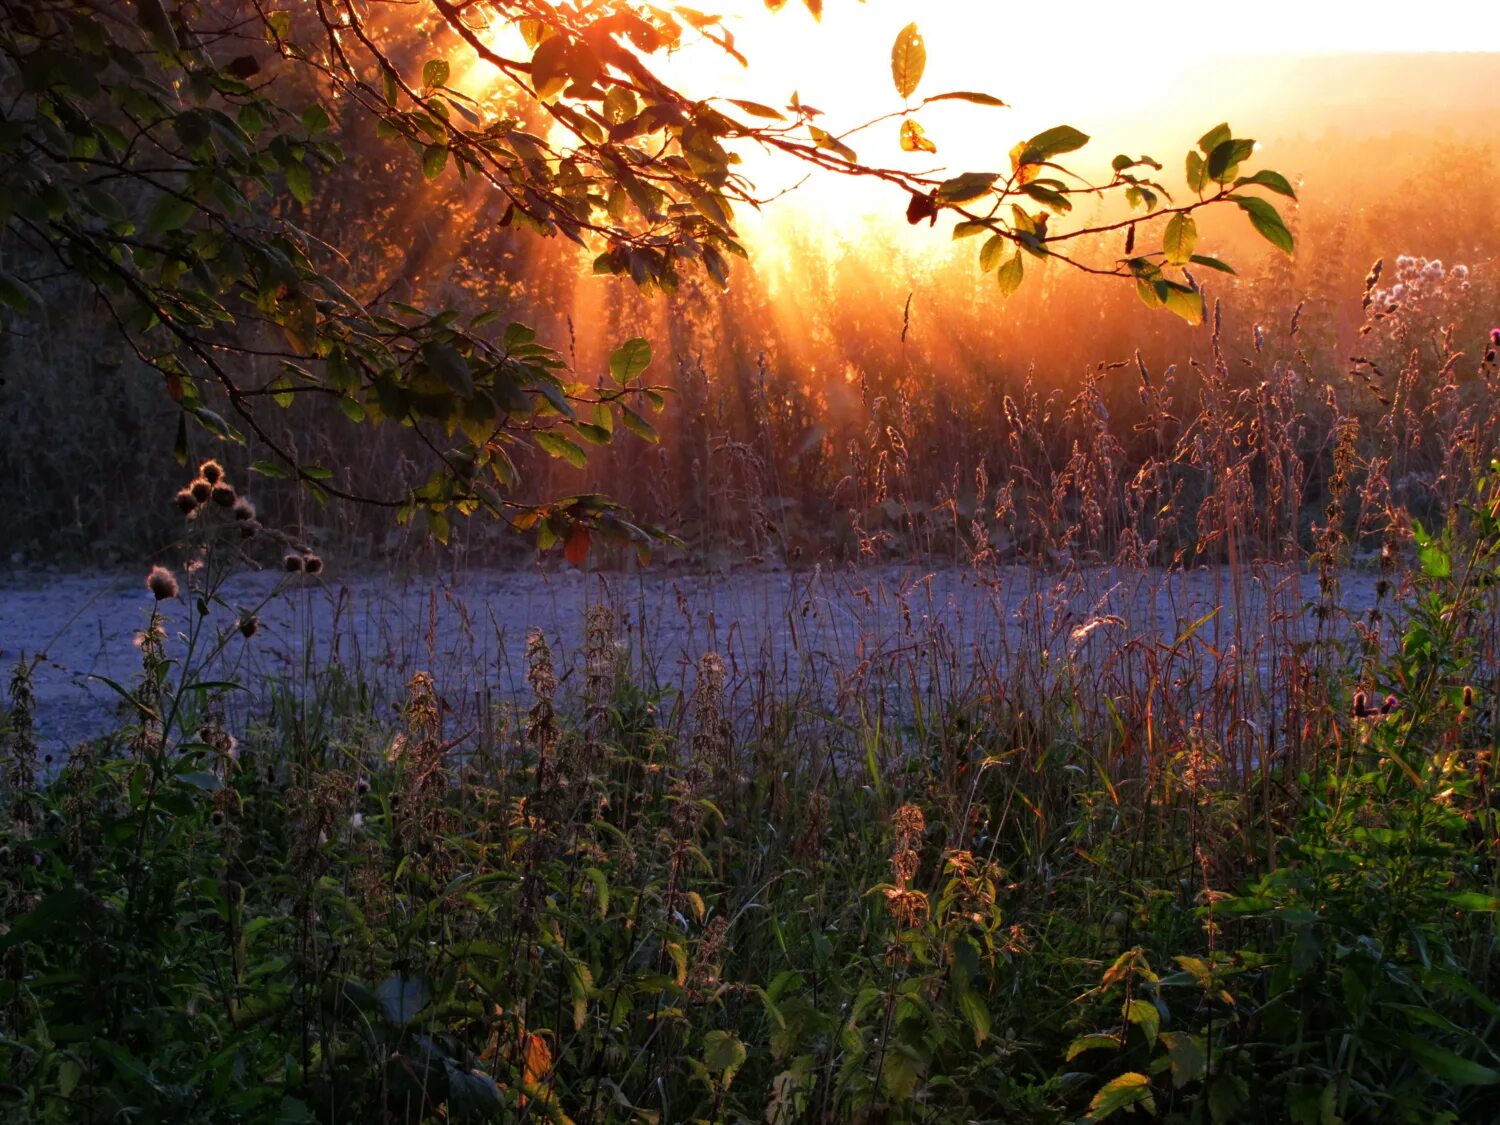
top-left (1463, 684), bottom-right (1475, 709)
top-left (1491, 327), bottom-right (1500, 347)
top-left (238, 614), bottom-right (259, 638)
top-left (1352, 690), bottom-right (1370, 718)
top-left (174, 489), bottom-right (198, 514)
top-left (283, 553), bottom-right (304, 573)
top-left (146, 565), bottom-right (179, 601)
top-left (211, 483), bottom-right (236, 508)
top-left (240, 519), bottom-right (260, 539)
top-left (231, 496), bottom-right (255, 522)
top-left (190, 478), bottom-right (212, 503)
top-left (200, 460), bottom-right (224, 484)
top-left (302, 553), bottom-right (323, 575)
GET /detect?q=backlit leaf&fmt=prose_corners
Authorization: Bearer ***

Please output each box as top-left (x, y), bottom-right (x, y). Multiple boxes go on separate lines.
top-left (891, 23), bottom-right (926, 99)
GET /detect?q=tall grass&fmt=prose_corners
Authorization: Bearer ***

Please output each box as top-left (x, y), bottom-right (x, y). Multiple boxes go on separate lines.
top-left (2, 417), bottom-right (1498, 1122)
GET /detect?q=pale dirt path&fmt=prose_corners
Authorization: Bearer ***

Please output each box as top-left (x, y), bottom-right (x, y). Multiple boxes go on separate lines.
top-left (0, 562), bottom-right (1391, 753)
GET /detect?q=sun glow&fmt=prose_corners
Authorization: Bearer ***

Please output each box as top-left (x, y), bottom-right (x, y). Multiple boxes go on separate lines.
top-left (429, 0), bottom-right (1500, 311)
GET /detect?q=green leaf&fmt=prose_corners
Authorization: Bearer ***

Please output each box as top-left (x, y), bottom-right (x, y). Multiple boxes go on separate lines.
top-left (609, 337), bottom-right (652, 384)
top-left (1206, 137), bottom-right (1256, 181)
top-left (996, 252), bottom-right (1024, 297)
top-left (285, 163), bottom-right (313, 205)
top-left (147, 193), bottom-right (197, 233)
top-left (1088, 1072), bottom-right (1155, 1121)
top-left (1066, 1032), bottom-right (1124, 1060)
top-left (925, 90), bottom-right (1006, 107)
top-left (0, 271), bottom-right (43, 312)
top-left (957, 987), bottom-right (990, 1046)
top-left (422, 143), bottom-right (449, 180)
top-left (376, 974), bottom-right (431, 1024)
top-left (702, 1030), bottom-right (747, 1087)
top-left (422, 59), bottom-right (451, 89)
top-left (1163, 282), bottom-right (1205, 326)
top-left (135, 0), bottom-right (180, 53)
top-left (936, 172), bottom-right (998, 204)
top-left (1162, 213), bottom-right (1197, 265)
top-left (1234, 169), bottom-right (1297, 198)
top-left (1402, 1037), bottom-right (1500, 1085)
top-left (531, 35), bottom-right (571, 101)
top-left (1186, 150), bottom-right (1209, 193)
top-left (979, 235), bottom-right (1006, 273)
top-left (1159, 1032), bottom-right (1207, 1089)
top-left (1019, 125), bottom-right (1089, 165)
top-left (1447, 891), bottom-right (1500, 912)
top-left (1198, 122), bottom-right (1232, 154)
top-left (1123, 997), bottom-right (1160, 1048)
top-left (1190, 254), bottom-right (1237, 274)
top-left (1233, 196), bottom-right (1294, 255)
top-left (890, 23), bottom-right (926, 100)
top-left (535, 431), bottom-right (587, 468)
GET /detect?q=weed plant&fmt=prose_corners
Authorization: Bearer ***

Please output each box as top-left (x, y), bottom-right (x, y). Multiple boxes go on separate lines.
top-left (1, 472), bottom-right (1498, 1123)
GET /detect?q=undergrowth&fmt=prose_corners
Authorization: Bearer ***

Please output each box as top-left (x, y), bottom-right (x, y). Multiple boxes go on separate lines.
top-left (1, 467), bottom-right (1498, 1123)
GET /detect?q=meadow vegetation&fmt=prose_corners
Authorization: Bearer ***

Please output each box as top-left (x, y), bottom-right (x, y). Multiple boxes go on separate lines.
top-left (2, 3), bottom-right (1499, 1122)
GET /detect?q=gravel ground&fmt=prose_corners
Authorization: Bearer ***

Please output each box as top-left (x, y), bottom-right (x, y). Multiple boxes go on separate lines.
top-left (0, 561), bottom-right (1394, 754)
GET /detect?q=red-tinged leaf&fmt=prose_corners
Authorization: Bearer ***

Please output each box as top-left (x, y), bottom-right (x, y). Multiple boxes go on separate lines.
top-left (564, 524), bottom-right (590, 566)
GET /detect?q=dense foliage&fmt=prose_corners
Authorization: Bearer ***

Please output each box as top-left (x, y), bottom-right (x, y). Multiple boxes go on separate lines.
top-left (1, 462), bottom-right (1497, 1121)
top-left (0, 1), bottom-right (1295, 554)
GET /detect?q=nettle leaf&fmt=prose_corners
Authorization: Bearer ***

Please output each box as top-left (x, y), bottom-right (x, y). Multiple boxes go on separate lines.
top-left (702, 1030), bottom-right (747, 1086)
top-left (890, 23), bottom-right (926, 100)
top-left (1162, 213), bottom-right (1197, 265)
top-left (1088, 1072), bottom-right (1155, 1121)
top-left (422, 58), bottom-right (450, 89)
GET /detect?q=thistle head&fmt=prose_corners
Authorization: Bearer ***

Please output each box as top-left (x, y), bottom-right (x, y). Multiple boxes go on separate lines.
top-left (146, 565), bottom-right (179, 601)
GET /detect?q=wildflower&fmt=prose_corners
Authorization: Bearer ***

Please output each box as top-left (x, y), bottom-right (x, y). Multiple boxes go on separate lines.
top-left (302, 553), bottom-right (324, 575)
top-left (231, 496), bottom-right (255, 522)
top-left (146, 565), bottom-right (179, 600)
top-left (211, 483), bottom-right (236, 507)
top-left (1490, 327), bottom-right (1500, 347)
top-left (190, 478), bottom-right (212, 503)
top-left (174, 488), bottom-right (198, 514)
top-left (1463, 685), bottom-right (1475, 710)
top-left (1381, 693), bottom-right (1399, 715)
top-left (1352, 690), bottom-right (1371, 719)
top-left (355, 777), bottom-right (370, 796)
top-left (283, 553), bottom-right (304, 573)
top-left (200, 460), bottom-right (224, 484)
top-left (350, 812), bottom-right (364, 829)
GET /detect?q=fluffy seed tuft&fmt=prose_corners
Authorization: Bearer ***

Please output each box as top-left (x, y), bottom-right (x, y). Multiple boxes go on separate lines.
top-left (146, 566), bottom-right (179, 601)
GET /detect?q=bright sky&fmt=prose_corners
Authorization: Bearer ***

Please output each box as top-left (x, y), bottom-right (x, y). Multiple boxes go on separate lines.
top-left (644, 0), bottom-right (1499, 246)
